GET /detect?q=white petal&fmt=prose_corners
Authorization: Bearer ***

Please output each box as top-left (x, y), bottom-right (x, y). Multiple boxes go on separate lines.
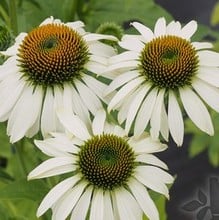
top-left (136, 154), bottom-right (168, 170)
top-left (108, 77), bottom-right (143, 112)
top-left (168, 91), bottom-right (184, 146)
top-left (134, 88), bottom-right (158, 137)
top-left (166, 21), bottom-right (181, 35)
top-left (89, 41), bottom-right (116, 57)
top-left (28, 157), bottom-right (75, 179)
top-left (41, 88), bottom-right (58, 138)
top-left (196, 66), bottom-right (219, 87)
top-left (117, 88), bottom-right (139, 124)
top-left (129, 136), bottom-right (167, 154)
top-left (90, 189), bottom-right (104, 220)
top-left (103, 191), bottom-right (114, 220)
top-left (135, 166), bottom-right (173, 198)
top-left (160, 98), bottom-right (169, 141)
top-left (114, 187), bottom-right (142, 220)
top-left (7, 85), bottom-right (43, 143)
top-left (75, 80), bottom-right (102, 115)
top-left (57, 109), bottom-right (91, 140)
top-left (0, 75), bottom-right (25, 121)
top-left (85, 61), bottom-right (107, 74)
top-left (34, 137), bottom-right (79, 157)
top-left (105, 60), bottom-right (139, 73)
top-left (66, 21), bottom-right (85, 30)
top-left (154, 17), bottom-right (166, 37)
top-left (192, 42), bottom-right (213, 50)
top-left (180, 20), bottom-right (197, 39)
top-left (105, 71), bottom-right (138, 95)
top-left (88, 55), bottom-right (108, 65)
top-left (179, 88), bottom-right (214, 135)
top-left (82, 74), bottom-right (107, 100)
top-left (0, 57), bottom-right (19, 80)
top-left (131, 22), bottom-right (154, 42)
top-left (36, 176), bottom-right (78, 217)
top-left (109, 51), bottom-right (139, 64)
top-left (125, 85), bottom-right (149, 133)
top-left (70, 186), bottom-right (93, 220)
top-left (128, 178), bottom-right (159, 220)
top-left (84, 33), bottom-right (117, 42)
top-left (92, 109), bottom-right (106, 135)
top-left (198, 50), bottom-right (219, 67)
top-left (53, 181), bottom-right (87, 220)
top-left (71, 86), bottom-right (91, 126)
top-left (119, 38), bottom-right (144, 52)
top-left (150, 89), bottom-right (165, 140)
top-left (193, 78), bottom-right (219, 112)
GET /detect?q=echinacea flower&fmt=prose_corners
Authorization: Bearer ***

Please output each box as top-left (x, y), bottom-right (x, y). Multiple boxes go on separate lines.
top-left (105, 17), bottom-right (219, 146)
top-left (0, 16), bottom-right (117, 143)
top-left (28, 109), bottom-right (174, 220)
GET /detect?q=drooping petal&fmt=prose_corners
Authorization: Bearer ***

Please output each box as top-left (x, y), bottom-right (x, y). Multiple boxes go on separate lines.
top-left (119, 38), bottom-right (144, 52)
top-left (134, 88), bottom-right (158, 137)
top-left (103, 191), bottom-right (114, 220)
top-left (105, 71), bottom-right (138, 95)
top-left (179, 88), bottom-right (214, 135)
top-left (128, 178), bottom-right (159, 220)
top-left (52, 181), bottom-right (87, 220)
top-left (108, 77), bottom-right (143, 112)
top-left (36, 176), bottom-right (79, 217)
top-left (150, 89), bottom-right (165, 140)
top-left (125, 85), bottom-right (149, 133)
top-left (192, 78), bottom-right (219, 112)
top-left (196, 66), bottom-right (219, 87)
top-left (70, 186), bottom-right (93, 220)
top-left (168, 91), bottom-right (184, 146)
top-left (57, 109), bottom-right (91, 140)
top-left (113, 187), bottom-right (142, 220)
top-left (90, 189), bottom-right (104, 220)
top-left (75, 80), bottom-right (102, 115)
top-left (135, 166), bottom-right (173, 198)
top-left (7, 85), bottom-right (43, 143)
top-left (92, 109), bottom-right (106, 135)
top-left (41, 88), bottom-right (56, 138)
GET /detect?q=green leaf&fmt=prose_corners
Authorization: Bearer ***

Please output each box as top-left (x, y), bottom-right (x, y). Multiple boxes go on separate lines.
top-left (211, 2), bottom-right (219, 26)
top-left (0, 178), bottom-right (49, 201)
top-left (188, 135), bottom-right (208, 158)
top-left (84, 0), bottom-right (172, 31)
top-left (0, 168), bottom-right (14, 183)
top-left (208, 147), bottom-right (219, 167)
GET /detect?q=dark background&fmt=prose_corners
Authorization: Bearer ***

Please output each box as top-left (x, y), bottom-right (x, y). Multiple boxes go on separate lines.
top-left (154, 0), bottom-right (219, 219)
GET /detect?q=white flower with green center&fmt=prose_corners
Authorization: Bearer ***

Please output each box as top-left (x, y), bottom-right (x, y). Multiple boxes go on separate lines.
top-left (0, 16), bottom-right (117, 143)
top-left (105, 17), bottom-right (219, 146)
top-left (28, 109), bottom-right (173, 220)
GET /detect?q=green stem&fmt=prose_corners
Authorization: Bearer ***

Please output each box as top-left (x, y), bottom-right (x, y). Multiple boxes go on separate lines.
top-left (8, 0), bottom-right (18, 35)
top-left (15, 140), bottom-right (28, 176)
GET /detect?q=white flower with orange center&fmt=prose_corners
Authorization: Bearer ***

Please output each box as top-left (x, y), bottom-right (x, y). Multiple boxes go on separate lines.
top-left (28, 110), bottom-right (173, 220)
top-left (0, 17), bottom-right (117, 143)
top-left (105, 17), bottom-right (219, 146)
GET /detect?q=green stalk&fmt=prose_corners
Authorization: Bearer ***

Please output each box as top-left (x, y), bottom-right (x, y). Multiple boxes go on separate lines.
top-left (15, 140), bottom-right (28, 176)
top-left (8, 0), bottom-right (18, 35)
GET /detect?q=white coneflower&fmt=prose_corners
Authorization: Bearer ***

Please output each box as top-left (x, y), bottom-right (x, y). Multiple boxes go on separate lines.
top-left (105, 17), bottom-right (219, 146)
top-left (0, 16), bottom-right (117, 143)
top-left (28, 109), bottom-right (174, 220)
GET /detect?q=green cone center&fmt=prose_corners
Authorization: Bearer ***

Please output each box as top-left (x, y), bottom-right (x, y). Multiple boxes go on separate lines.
top-left (78, 134), bottom-right (135, 190)
top-left (17, 23), bottom-right (89, 87)
top-left (139, 35), bottom-right (199, 89)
